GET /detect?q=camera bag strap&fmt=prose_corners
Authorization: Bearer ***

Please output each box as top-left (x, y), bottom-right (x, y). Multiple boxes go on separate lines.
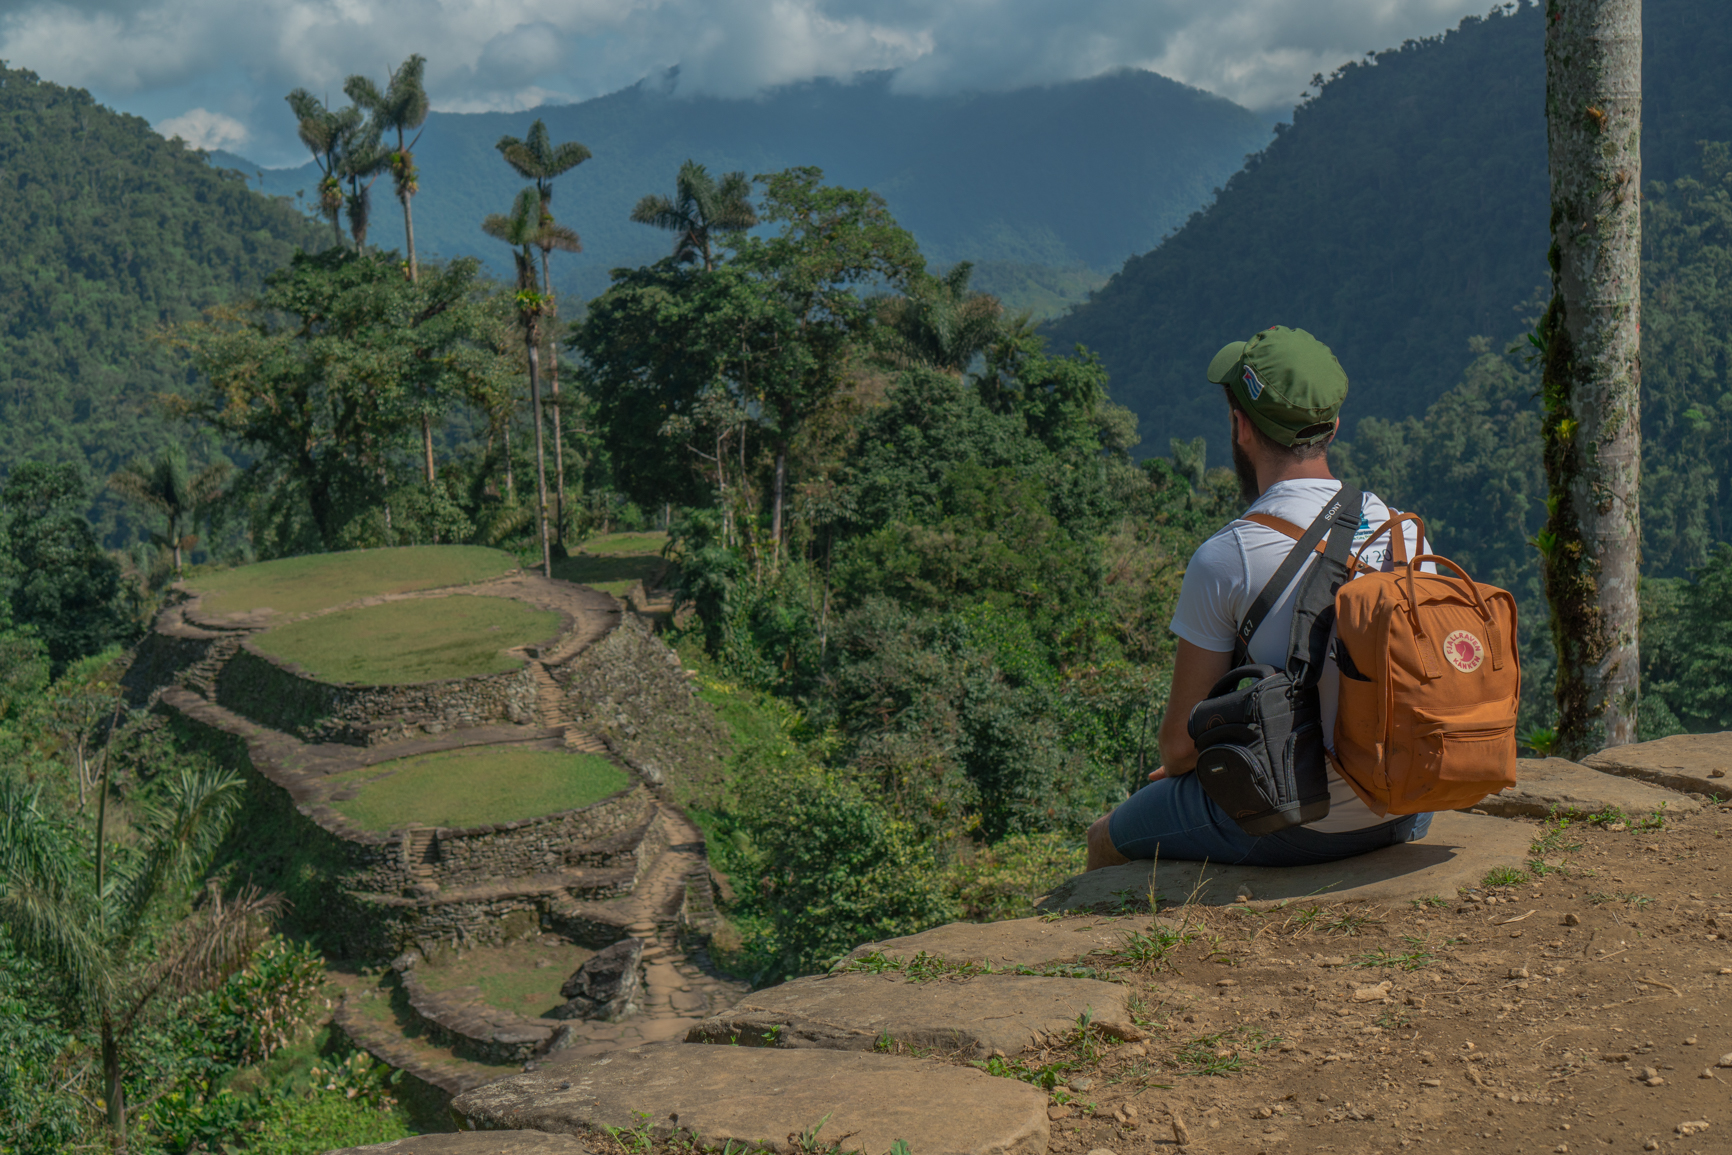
top-left (1231, 485), bottom-right (1364, 683)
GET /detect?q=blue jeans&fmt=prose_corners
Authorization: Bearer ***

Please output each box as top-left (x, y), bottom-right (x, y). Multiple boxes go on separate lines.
top-left (1107, 771), bottom-right (1433, 867)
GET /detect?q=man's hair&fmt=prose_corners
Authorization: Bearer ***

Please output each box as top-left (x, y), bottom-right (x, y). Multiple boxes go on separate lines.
top-left (1223, 385), bottom-right (1335, 462)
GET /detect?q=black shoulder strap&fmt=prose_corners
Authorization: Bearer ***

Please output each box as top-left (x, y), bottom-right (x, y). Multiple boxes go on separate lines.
top-left (1286, 486), bottom-right (1363, 684)
top-left (1232, 486), bottom-right (1357, 661)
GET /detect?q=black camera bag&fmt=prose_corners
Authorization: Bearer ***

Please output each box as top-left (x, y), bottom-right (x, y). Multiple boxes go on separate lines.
top-left (1186, 486), bottom-right (1363, 836)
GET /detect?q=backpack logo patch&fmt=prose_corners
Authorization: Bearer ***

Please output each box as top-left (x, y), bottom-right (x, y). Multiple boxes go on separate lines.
top-left (1444, 630), bottom-right (1485, 673)
top-left (1243, 365), bottom-right (1266, 400)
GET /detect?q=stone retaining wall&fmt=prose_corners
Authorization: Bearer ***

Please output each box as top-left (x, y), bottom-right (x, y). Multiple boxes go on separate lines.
top-left (215, 643), bottom-right (539, 745)
top-left (392, 958), bottom-right (570, 1065)
top-left (553, 614), bottom-right (728, 798)
top-left (425, 788), bottom-right (655, 888)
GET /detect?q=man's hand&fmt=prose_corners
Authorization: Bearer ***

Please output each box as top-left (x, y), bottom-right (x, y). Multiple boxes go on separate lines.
top-left (1152, 639), bottom-right (1236, 778)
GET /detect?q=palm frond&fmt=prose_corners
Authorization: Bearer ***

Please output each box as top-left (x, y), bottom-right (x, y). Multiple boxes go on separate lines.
top-left (108, 767), bottom-right (245, 949)
top-left (159, 885), bottom-right (284, 997)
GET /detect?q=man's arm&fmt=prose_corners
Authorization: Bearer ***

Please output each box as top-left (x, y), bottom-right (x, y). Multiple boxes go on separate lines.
top-left (1150, 639), bottom-right (1236, 781)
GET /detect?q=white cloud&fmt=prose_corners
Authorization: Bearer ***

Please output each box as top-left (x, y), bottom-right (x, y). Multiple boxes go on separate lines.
top-left (0, 0), bottom-right (1505, 164)
top-left (156, 106), bottom-right (248, 150)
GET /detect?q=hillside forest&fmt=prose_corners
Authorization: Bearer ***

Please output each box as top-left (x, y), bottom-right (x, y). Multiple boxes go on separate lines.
top-left (3, 4), bottom-right (1732, 1150)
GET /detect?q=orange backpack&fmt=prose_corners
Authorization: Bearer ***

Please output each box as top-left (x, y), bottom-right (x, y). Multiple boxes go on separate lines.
top-left (1245, 511), bottom-right (1521, 815)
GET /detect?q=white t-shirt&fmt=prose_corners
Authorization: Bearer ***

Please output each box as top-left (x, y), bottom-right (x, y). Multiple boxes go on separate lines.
top-left (1168, 478), bottom-right (1425, 833)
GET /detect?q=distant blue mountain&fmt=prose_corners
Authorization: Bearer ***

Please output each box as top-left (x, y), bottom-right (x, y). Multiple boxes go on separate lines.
top-left (211, 69), bottom-right (1271, 313)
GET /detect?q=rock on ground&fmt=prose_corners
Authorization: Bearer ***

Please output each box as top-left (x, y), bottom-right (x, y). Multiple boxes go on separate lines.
top-left (551, 938), bottom-right (644, 1021)
top-left (1583, 732), bottom-right (1732, 801)
top-left (450, 1042), bottom-right (1048, 1155)
top-left (1477, 757), bottom-right (1702, 820)
top-left (686, 972), bottom-right (1137, 1056)
top-left (325, 1133), bottom-right (593, 1154)
top-left (1039, 810), bottom-right (1531, 911)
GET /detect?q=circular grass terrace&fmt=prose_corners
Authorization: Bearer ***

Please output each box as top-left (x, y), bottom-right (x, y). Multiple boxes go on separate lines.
top-left (327, 747), bottom-right (632, 831)
top-left (184, 545), bottom-right (518, 622)
top-left (251, 595), bottom-right (562, 685)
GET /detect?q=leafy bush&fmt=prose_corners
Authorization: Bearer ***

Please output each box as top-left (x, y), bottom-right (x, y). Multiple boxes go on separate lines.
top-left (1643, 545), bottom-right (1732, 734)
top-left (945, 832), bottom-right (1086, 922)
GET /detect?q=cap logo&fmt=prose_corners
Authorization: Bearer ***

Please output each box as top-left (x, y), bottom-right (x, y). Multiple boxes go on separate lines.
top-left (1242, 365), bottom-right (1266, 400)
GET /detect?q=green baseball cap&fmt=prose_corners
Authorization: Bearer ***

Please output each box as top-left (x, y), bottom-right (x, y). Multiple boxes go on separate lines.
top-left (1206, 325), bottom-right (1348, 446)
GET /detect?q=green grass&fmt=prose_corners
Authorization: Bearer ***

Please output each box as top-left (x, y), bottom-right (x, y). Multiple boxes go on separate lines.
top-left (579, 531), bottom-right (667, 554)
top-left (328, 747), bottom-right (631, 830)
top-left (1174, 1026), bottom-right (1280, 1076)
top-left (550, 553), bottom-right (666, 597)
top-left (1481, 866), bottom-right (1530, 889)
top-left (185, 546), bottom-right (516, 618)
top-left (1351, 936), bottom-right (1437, 971)
top-left (254, 596), bottom-right (561, 684)
top-left (415, 940), bottom-right (591, 1017)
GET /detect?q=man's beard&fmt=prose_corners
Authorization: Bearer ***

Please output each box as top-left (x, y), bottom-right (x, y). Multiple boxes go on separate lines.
top-left (1232, 435), bottom-right (1260, 505)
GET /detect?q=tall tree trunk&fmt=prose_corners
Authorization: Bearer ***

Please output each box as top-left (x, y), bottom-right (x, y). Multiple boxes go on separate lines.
top-left (1541, 0), bottom-right (1643, 758)
top-left (771, 442), bottom-right (788, 562)
top-left (540, 250), bottom-right (567, 549)
top-left (503, 420), bottom-right (516, 503)
top-left (403, 191), bottom-right (418, 283)
top-left (102, 1017), bottom-right (125, 1138)
top-left (527, 335), bottom-right (553, 578)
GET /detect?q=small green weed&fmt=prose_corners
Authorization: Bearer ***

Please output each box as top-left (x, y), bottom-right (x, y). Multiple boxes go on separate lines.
top-left (605, 1111), bottom-right (656, 1154)
top-left (1102, 924), bottom-right (1190, 970)
top-left (974, 1054), bottom-right (1074, 1090)
top-left (1586, 891), bottom-right (1653, 907)
top-left (1481, 866), bottom-right (1529, 889)
top-left (1532, 814), bottom-right (1585, 857)
top-left (1586, 806), bottom-right (1629, 828)
top-left (1173, 1027), bottom-right (1280, 1076)
top-left (1408, 895), bottom-right (1449, 910)
top-left (873, 1029), bottom-right (895, 1054)
top-left (1351, 936), bottom-right (1436, 971)
top-left (1323, 909), bottom-right (1382, 936)
top-left (1631, 807), bottom-right (1668, 832)
top-left (1375, 1007), bottom-right (1414, 1031)
top-left (1073, 1006), bottom-right (1104, 1065)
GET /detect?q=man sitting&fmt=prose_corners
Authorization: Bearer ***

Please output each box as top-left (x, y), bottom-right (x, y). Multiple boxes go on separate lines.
top-left (1086, 326), bottom-right (1432, 870)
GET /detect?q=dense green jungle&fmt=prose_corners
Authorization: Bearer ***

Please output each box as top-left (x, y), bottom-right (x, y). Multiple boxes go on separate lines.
top-left (5, 5), bottom-right (1732, 1150)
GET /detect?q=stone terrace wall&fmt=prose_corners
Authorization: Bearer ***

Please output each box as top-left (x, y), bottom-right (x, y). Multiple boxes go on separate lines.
top-left (216, 644), bottom-right (538, 746)
top-left (553, 615), bottom-right (728, 797)
top-left (426, 786), bottom-right (655, 888)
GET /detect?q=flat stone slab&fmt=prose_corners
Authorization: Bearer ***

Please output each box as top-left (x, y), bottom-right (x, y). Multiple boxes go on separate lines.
top-left (1038, 810), bottom-right (1530, 911)
top-left (686, 971), bottom-right (1136, 1056)
top-left (1478, 757), bottom-right (1703, 820)
top-left (841, 916), bottom-right (1146, 970)
top-left (1583, 732), bottom-right (1732, 801)
top-left (451, 1042), bottom-right (1048, 1155)
top-left (326, 1134), bottom-right (593, 1155)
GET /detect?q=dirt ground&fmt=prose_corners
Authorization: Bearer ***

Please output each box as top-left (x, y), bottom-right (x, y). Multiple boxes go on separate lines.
top-left (1018, 804), bottom-right (1732, 1155)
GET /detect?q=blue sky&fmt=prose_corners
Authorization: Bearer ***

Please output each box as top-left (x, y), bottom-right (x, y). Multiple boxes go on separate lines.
top-left (1, 0), bottom-right (1502, 167)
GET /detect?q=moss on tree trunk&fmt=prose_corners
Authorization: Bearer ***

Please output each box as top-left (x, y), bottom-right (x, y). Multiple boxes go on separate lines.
top-left (1539, 0), bottom-right (1643, 758)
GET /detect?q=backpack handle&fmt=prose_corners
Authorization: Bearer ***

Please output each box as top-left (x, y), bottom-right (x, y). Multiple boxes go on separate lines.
top-left (1352, 512), bottom-right (1428, 569)
top-left (1205, 664), bottom-right (1281, 700)
top-left (1405, 553), bottom-right (1505, 672)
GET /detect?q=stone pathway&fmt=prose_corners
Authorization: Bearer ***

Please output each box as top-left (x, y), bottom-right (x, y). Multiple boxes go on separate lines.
top-left (452, 1045), bottom-right (1049, 1155)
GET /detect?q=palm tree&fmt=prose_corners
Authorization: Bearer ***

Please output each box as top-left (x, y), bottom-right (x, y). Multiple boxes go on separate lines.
top-left (876, 262), bottom-right (1004, 374)
top-left (337, 121), bottom-right (388, 251)
top-left (347, 55), bottom-right (431, 278)
top-left (483, 187), bottom-right (556, 577)
top-left (285, 90), bottom-right (360, 247)
top-left (496, 120), bottom-right (591, 545)
top-left (630, 160), bottom-right (757, 272)
top-left (349, 56), bottom-right (435, 481)
top-left (0, 767), bottom-right (279, 1141)
top-left (108, 446), bottom-right (229, 574)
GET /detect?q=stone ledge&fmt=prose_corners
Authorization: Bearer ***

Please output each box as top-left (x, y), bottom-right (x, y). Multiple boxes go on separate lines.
top-left (451, 1043), bottom-right (1049, 1155)
top-left (1583, 732), bottom-right (1732, 802)
top-left (686, 971), bottom-right (1136, 1057)
top-left (1038, 810), bottom-right (1532, 911)
top-left (327, 1134), bottom-right (593, 1155)
top-left (841, 916), bottom-right (1147, 971)
top-left (1478, 757), bottom-right (1704, 820)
